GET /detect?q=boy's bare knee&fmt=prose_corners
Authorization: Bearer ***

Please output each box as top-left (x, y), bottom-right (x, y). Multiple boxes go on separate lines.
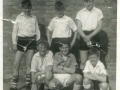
top-left (83, 78), bottom-right (91, 85)
top-left (49, 81), bottom-right (55, 90)
top-left (45, 71), bottom-right (53, 80)
top-left (75, 74), bottom-right (83, 84)
top-left (99, 82), bottom-right (109, 90)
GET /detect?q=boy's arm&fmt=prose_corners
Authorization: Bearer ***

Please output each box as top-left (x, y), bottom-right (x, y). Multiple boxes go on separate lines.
top-left (85, 19), bottom-right (103, 41)
top-left (35, 19), bottom-right (40, 41)
top-left (71, 31), bottom-right (77, 48)
top-left (84, 73), bottom-right (97, 80)
top-left (53, 62), bottom-right (67, 73)
top-left (63, 65), bottom-right (76, 74)
top-left (76, 20), bottom-right (88, 42)
top-left (31, 72), bottom-right (37, 83)
top-left (46, 29), bottom-right (52, 47)
top-left (12, 16), bottom-right (19, 52)
top-left (91, 73), bottom-right (107, 82)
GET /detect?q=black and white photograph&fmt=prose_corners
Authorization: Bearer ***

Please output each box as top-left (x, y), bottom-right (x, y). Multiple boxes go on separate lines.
top-left (2, 0), bottom-right (118, 90)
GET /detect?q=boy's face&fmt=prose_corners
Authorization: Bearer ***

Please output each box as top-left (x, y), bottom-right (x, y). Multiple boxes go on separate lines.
top-left (88, 54), bottom-right (99, 66)
top-left (56, 9), bottom-right (64, 18)
top-left (23, 5), bottom-right (32, 16)
top-left (84, 0), bottom-right (94, 11)
top-left (38, 44), bottom-right (47, 56)
top-left (59, 44), bottom-right (70, 56)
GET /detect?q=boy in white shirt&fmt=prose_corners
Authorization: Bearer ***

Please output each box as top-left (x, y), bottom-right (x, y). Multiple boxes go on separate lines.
top-left (83, 48), bottom-right (109, 90)
top-left (31, 40), bottom-right (53, 90)
top-left (10, 0), bottom-right (40, 90)
top-left (47, 1), bottom-right (77, 54)
top-left (76, 0), bottom-right (103, 73)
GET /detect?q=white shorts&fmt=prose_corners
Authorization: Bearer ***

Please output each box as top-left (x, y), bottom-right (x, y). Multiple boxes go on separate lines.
top-left (54, 74), bottom-right (71, 87)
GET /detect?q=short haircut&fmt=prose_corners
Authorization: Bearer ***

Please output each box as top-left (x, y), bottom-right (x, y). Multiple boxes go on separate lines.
top-left (21, 0), bottom-right (32, 8)
top-left (88, 47), bottom-right (99, 56)
top-left (55, 1), bottom-right (64, 11)
top-left (59, 42), bottom-right (70, 48)
top-left (37, 40), bottom-right (49, 49)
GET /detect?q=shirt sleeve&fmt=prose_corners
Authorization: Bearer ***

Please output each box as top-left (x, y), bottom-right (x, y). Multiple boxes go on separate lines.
top-left (47, 51), bottom-right (54, 66)
top-left (47, 19), bottom-right (54, 31)
top-left (70, 55), bottom-right (78, 67)
top-left (35, 19), bottom-right (40, 41)
top-left (99, 63), bottom-right (107, 75)
top-left (69, 18), bottom-right (77, 32)
top-left (97, 10), bottom-right (104, 21)
top-left (76, 11), bottom-right (82, 22)
top-left (83, 61), bottom-right (90, 73)
top-left (31, 54), bottom-right (38, 72)
top-left (12, 15), bottom-right (19, 44)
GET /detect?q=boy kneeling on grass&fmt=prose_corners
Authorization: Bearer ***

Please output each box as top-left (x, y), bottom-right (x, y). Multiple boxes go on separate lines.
top-left (83, 47), bottom-right (109, 90)
top-left (49, 42), bottom-right (82, 90)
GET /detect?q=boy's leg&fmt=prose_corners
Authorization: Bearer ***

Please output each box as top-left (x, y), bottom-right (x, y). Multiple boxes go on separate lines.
top-left (83, 78), bottom-right (93, 90)
top-left (49, 78), bottom-right (63, 90)
top-left (99, 82), bottom-right (109, 90)
top-left (79, 50), bottom-right (88, 76)
top-left (44, 71), bottom-right (53, 89)
top-left (11, 51), bottom-right (24, 90)
top-left (26, 50), bottom-right (34, 85)
top-left (66, 74), bottom-right (82, 90)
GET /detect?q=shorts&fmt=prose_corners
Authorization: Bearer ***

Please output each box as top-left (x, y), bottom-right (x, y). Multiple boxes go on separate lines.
top-left (92, 80), bottom-right (101, 90)
top-left (54, 74), bottom-right (71, 87)
top-left (17, 35), bottom-right (37, 52)
top-left (79, 30), bottom-right (100, 50)
top-left (50, 38), bottom-right (72, 54)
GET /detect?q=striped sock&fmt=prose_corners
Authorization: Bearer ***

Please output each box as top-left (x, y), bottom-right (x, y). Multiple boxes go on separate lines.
top-left (11, 76), bottom-right (19, 88)
top-left (25, 74), bottom-right (31, 86)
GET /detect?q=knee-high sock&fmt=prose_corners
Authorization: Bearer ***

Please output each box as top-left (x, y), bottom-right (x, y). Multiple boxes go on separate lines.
top-left (25, 74), bottom-right (31, 85)
top-left (11, 76), bottom-right (19, 88)
top-left (73, 84), bottom-right (81, 90)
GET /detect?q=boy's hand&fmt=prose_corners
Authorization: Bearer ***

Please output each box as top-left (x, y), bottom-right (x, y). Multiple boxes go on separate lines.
top-left (13, 44), bottom-right (17, 53)
top-left (86, 41), bottom-right (92, 47)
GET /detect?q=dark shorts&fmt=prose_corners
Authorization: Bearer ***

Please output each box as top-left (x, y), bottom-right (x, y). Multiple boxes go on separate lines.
top-left (17, 36), bottom-right (37, 52)
top-left (79, 30), bottom-right (100, 50)
top-left (92, 80), bottom-right (101, 90)
top-left (50, 38), bottom-right (71, 54)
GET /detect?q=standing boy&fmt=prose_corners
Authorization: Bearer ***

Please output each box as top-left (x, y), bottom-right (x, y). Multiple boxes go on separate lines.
top-left (31, 40), bottom-right (53, 90)
top-left (76, 0), bottom-right (103, 72)
top-left (49, 42), bottom-right (82, 90)
top-left (10, 0), bottom-right (40, 90)
top-left (47, 1), bottom-right (77, 54)
top-left (83, 48), bottom-right (109, 90)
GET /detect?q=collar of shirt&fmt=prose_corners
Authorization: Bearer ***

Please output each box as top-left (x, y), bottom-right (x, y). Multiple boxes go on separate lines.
top-left (54, 15), bottom-right (67, 20)
top-left (89, 60), bottom-right (101, 69)
top-left (36, 50), bottom-right (49, 58)
top-left (20, 12), bottom-right (34, 18)
top-left (83, 6), bottom-right (96, 12)
top-left (57, 51), bottom-right (72, 62)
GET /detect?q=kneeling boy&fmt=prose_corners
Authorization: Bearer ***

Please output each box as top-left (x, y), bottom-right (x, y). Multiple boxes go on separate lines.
top-left (31, 40), bottom-right (53, 90)
top-left (83, 47), bottom-right (109, 90)
top-left (49, 42), bottom-right (82, 90)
